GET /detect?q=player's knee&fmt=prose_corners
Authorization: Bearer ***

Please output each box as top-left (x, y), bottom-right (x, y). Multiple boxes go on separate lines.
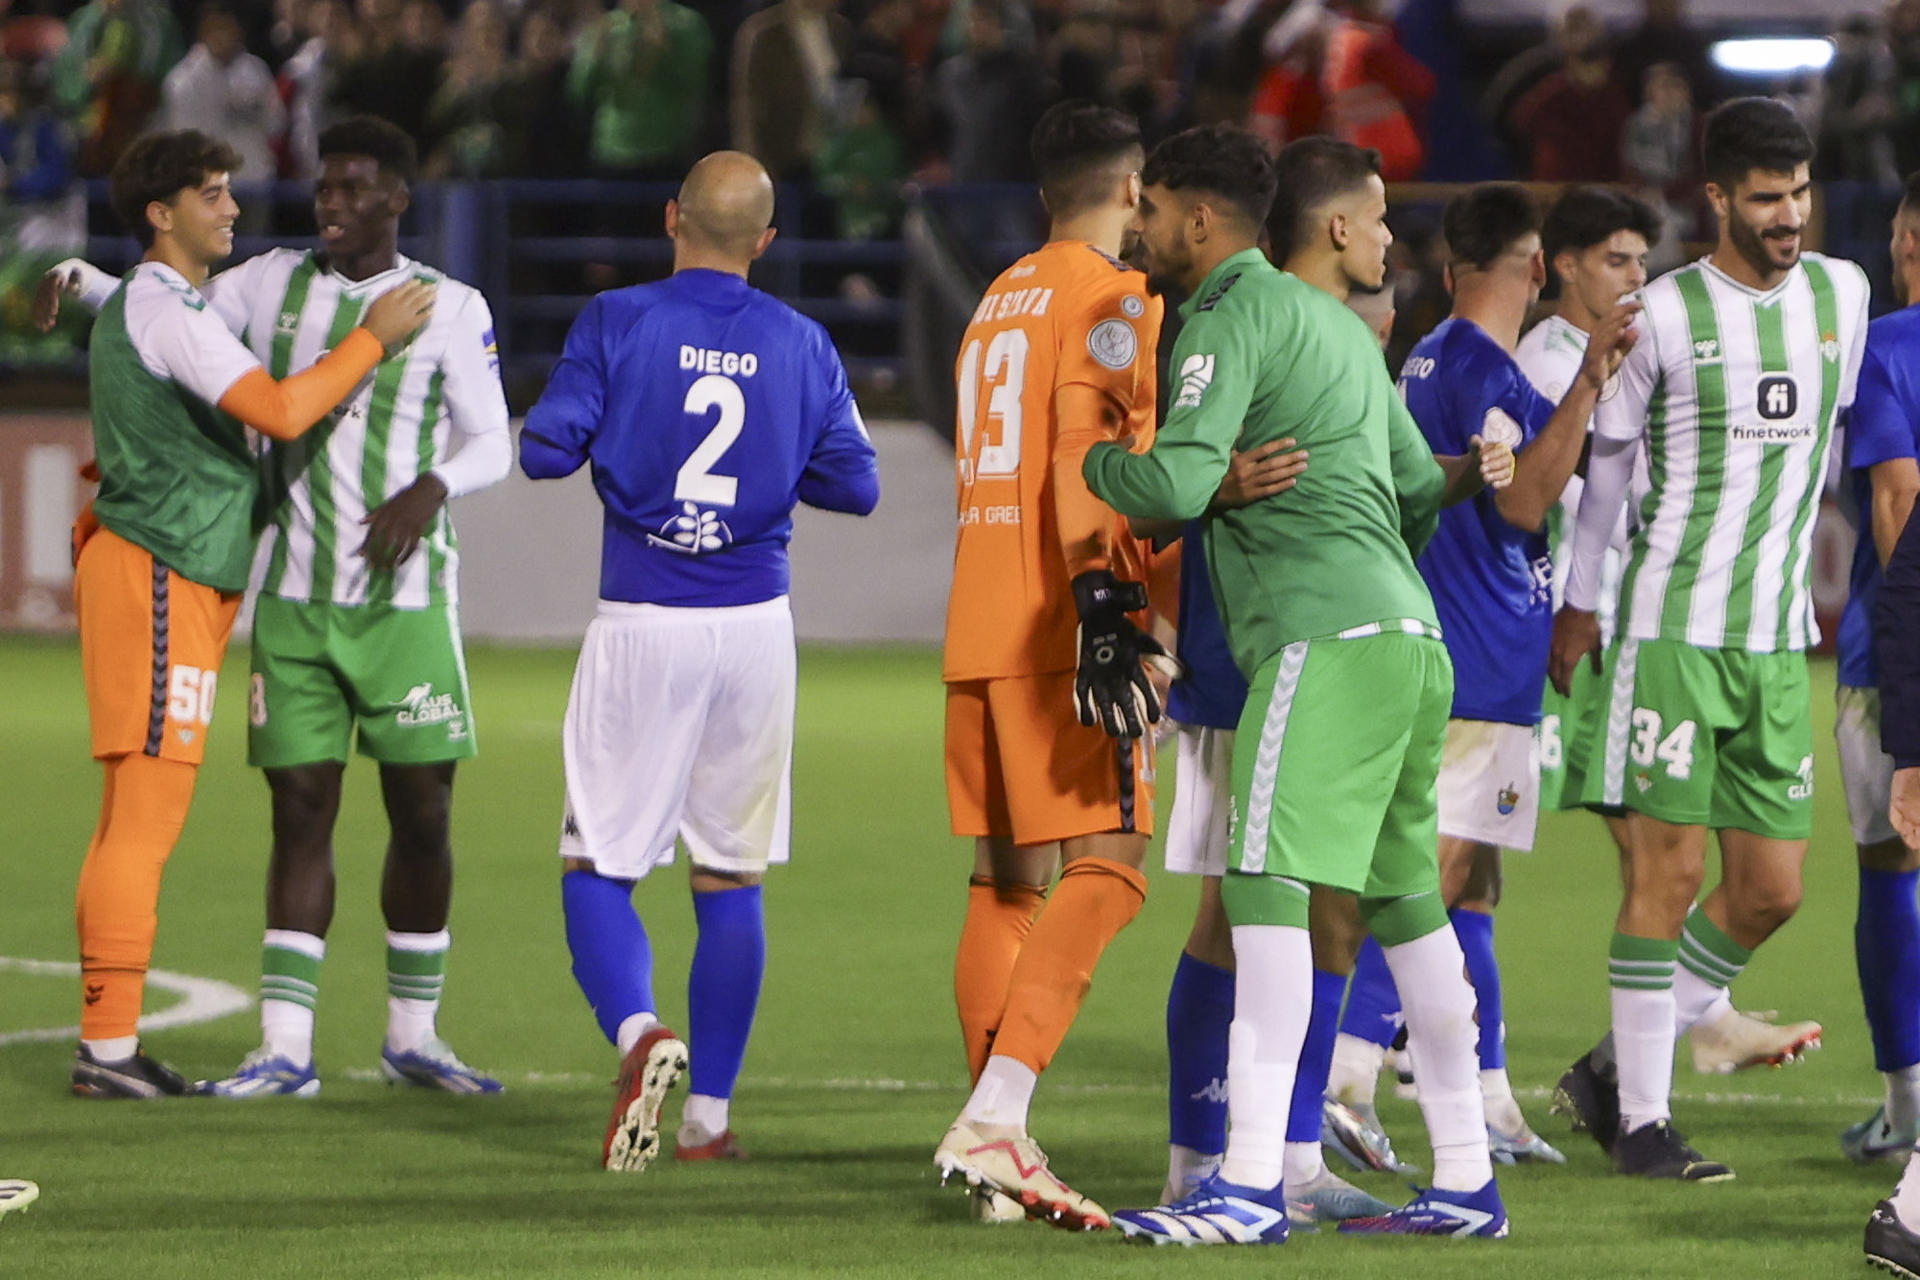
top-left (691, 865), bottom-right (762, 892)
top-left (1735, 876), bottom-right (1802, 932)
top-left (267, 765), bottom-right (343, 836)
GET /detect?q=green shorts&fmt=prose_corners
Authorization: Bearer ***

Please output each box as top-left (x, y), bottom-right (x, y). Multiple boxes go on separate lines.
top-left (248, 596), bottom-right (478, 769)
top-left (1578, 636), bottom-right (1811, 839)
top-left (1539, 657), bottom-right (1610, 813)
top-left (1225, 624), bottom-right (1453, 915)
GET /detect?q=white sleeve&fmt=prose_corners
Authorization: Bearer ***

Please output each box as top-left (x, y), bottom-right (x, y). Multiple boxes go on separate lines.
top-left (1839, 270), bottom-right (1872, 409)
top-left (430, 290), bottom-right (514, 498)
top-left (1591, 303), bottom-right (1661, 444)
top-left (1565, 432), bottom-right (1638, 611)
top-left (124, 274), bottom-right (262, 408)
top-left (50, 258), bottom-right (123, 311)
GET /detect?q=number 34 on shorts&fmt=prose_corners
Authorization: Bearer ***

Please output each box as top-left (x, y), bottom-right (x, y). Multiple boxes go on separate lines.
top-left (1584, 637), bottom-right (1814, 840)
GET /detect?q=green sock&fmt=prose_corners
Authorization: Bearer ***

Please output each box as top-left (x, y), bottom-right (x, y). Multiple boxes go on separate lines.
top-left (260, 929), bottom-right (325, 1064)
top-left (386, 930), bottom-right (449, 1053)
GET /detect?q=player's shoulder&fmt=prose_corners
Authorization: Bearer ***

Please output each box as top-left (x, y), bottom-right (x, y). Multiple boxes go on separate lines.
top-left (1802, 250), bottom-right (1872, 297)
top-left (1868, 301), bottom-right (1920, 348)
top-left (124, 262), bottom-right (214, 316)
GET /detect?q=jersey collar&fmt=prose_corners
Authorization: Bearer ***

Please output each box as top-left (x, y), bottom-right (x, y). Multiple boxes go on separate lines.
top-left (1178, 248), bottom-right (1268, 320)
top-left (1697, 254), bottom-right (1802, 303)
top-left (318, 253), bottom-right (417, 292)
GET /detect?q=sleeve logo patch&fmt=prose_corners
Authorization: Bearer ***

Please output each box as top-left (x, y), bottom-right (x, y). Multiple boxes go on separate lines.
top-left (1480, 406), bottom-right (1524, 450)
top-left (1088, 318), bottom-right (1138, 370)
top-left (1121, 294), bottom-right (1145, 318)
top-left (1174, 353), bottom-right (1215, 409)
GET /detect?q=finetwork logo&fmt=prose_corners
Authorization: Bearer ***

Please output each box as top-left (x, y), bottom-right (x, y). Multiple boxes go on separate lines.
top-left (1174, 354), bottom-right (1215, 409)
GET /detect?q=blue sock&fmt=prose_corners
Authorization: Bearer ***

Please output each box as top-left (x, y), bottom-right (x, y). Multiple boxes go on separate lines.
top-left (1166, 951), bottom-right (1234, 1155)
top-left (1857, 867), bottom-right (1920, 1072)
top-left (1450, 908), bottom-right (1504, 1071)
top-left (1287, 968), bottom-right (1347, 1143)
top-left (561, 870), bottom-right (654, 1045)
top-left (1339, 936), bottom-right (1402, 1048)
top-left (688, 884), bottom-right (767, 1100)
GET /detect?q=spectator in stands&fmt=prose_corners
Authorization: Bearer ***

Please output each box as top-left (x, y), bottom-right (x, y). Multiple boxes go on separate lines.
top-left (159, 3), bottom-right (286, 212)
top-left (1889, 0), bottom-right (1920, 179)
top-left (501, 8), bottom-right (586, 177)
top-left (49, 0), bottom-right (184, 175)
top-left (1623, 60), bottom-right (1692, 189)
top-left (841, 0), bottom-right (917, 148)
top-left (1052, 0), bottom-right (1117, 107)
top-left (1509, 30), bottom-right (1630, 181)
top-left (731, 0), bottom-right (849, 183)
top-left (1247, 0), bottom-right (1330, 151)
top-left (929, 0), bottom-right (1045, 182)
top-left (1610, 0), bottom-right (1712, 114)
top-left (330, 0), bottom-right (440, 141)
top-left (1480, 3), bottom-right (1599, 173)
top-left (400, 0), bottom-right (449, 57)
top-left (425, 0), bottom-right (513, 176)
top-left (0, 57), bottom-right (85, 360)
top-left (814, 77), bottom-right (908, 241)
top-left (1318, 0), bottom-right (1433, 180)
top-left (1818, 14), bottom-right (1898, 185)
top-left (277, 0), bottom-right (355, 179)
top-left (571, 0), bottom-right (714, 180)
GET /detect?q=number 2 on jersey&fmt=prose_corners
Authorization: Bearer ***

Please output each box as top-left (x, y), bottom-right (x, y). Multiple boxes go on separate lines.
top-left (678, 374), bottom-right (744, 506)
top-left (956, 330), bottom-right (1029, 484)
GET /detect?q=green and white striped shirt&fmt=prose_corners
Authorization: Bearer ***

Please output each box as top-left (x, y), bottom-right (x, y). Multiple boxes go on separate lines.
top-left (1566, 254), bottom-right (1869, 653)
top-left (204, 249), bottom-right (512, 609)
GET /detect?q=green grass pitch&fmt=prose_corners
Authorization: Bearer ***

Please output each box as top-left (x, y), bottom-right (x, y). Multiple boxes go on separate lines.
top-left (0, 638), bottom-right (1898, 1277)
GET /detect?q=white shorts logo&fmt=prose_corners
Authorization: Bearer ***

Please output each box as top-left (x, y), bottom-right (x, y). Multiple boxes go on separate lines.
top-left (1175, 353), bottom-right (1215, 409)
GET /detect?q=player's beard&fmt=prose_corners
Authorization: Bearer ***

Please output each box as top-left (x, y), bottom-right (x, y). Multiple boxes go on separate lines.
top-left (1728, 212), bottom-right (1800, 278)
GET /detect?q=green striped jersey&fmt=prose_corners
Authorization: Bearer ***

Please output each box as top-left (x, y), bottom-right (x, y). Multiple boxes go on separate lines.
top-left (202, 249), bottom-right (510, 609)
top-left (1592, 254), bottom-right (1869, 652)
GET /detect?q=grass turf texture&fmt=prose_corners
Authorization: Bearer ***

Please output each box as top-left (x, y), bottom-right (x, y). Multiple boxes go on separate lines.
top-left (0, 638), bottom-right (1895, 1277)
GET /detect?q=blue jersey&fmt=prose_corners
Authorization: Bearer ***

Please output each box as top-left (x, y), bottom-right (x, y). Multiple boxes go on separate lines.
top-left (521, 269), bottom-right (880, 606)
top-left (1840, 305), bottom-right (1920, 690)
top-left (1399, 318), bottom-right (1556, 725)
top-left (1166, 523), bottom-right (1249, 731)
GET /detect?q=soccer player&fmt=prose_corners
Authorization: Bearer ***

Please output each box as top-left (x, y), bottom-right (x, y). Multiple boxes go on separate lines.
top-left (45, 118), bottom-right (514, 1097)
top-left (1336, 184), bottom-right (1640, 1171)
top-left (933, 101), bottom-right (1174, 1232)
top-left (1089, 121), bottom-right (1531, 1244)
top-left (1838, 172), bottom-right (1920, 1166)
top-left (521, 151), bottom-right (878, 1172)
top-left (1522, 187), bottom-right (1813, 1082)
top-left (64, 128), bottom-right (431, 1097)
top-left (1158, 136), bottom-right (1515, 1220)
top-left (1866, 458), bottom-right (1920, 1274)
top-left (1549, 97), bottom-right (1869, 1180)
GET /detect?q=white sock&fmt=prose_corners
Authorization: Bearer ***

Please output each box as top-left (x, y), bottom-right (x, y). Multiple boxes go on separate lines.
top-left (615, 1011), bottom-right (659, 1058)
top-left (261, 928), bottom-right (325, 1066)
top-left (1166, 1144), bottom-right (1222, 1198)
top-left (1612, 984), bottom-right (1677, 1134)
top-left (681, 1092), bottom-right (729, 1138)
top-left (82, 1035), bottom-right (137, 1062)
top-left (1671, 966), bottom-right (1731, 1037)
top-left (962, 1056), bottom-right (1037, 1131)
top-left (1480, 1067), bottom-right (1523, 1132)
top-left (1896, 1148), bottom-right (1920, 1223)
top-left (1383, 927), bottom-right (1492, 1192)
top-left (1888, 1065), bottom-right (1920, 1136)
top-left (1282, 1139), bottom-right (1325, 1190)
top-left (1326, 1033), bottom-right (1386, 1107)
top-left (1217, 924), bottom-right (1312, 1191)
top-left (385, 929), bottom-right (449, 1054)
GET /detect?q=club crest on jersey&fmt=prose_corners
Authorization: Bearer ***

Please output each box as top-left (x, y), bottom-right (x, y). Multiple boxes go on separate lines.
top-left (276, 310), bottom-right (299, 335)
top-left (1088, 318), bottom-right (1137, 370)
top-left (1496, 782), bottom-right (1519, 815)
top-left (1821, 330), bottom-right (1841, 363)
top-left (1693, 338), bottom-right (1720, 362)
top-left (648, 500), bottom-right (735, 555)
top-left (1175, 353), bottom-right (1215, 409)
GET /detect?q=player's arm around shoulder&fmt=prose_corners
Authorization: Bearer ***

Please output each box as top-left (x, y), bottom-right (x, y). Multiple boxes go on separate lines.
top-left (1082, 294), bottom-right (1254, 523)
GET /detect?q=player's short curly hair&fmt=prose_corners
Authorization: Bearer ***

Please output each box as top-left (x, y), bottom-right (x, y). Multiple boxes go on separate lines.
top-left (1140, 123), bottom-right (1278, 229)
top-left (1701, 96), bottom-right (1813, 192)
top-left (319, 115), bottom-right (420, 185)
top-left (1443, 183), bottom-right (1541, 272)
top-left (1541, 186), bottom-right (1663, 265)
top-left (109, 129), bottom-right (243, 249)
top-left (1267, 137), bottom-right (1382, 264)
top-left (1030, 101), bottom-right (1141, 219)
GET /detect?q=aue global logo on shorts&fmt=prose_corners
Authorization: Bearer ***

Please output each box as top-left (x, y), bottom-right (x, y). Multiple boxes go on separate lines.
top-left (395, 682), bottom-right (465, 738)
top-left (1789, 755), bottom-right (1814, 801)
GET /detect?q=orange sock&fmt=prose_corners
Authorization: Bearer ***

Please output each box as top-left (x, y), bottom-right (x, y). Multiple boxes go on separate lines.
top-left (954, 876), bottom-right (1047, 1084)
top-left (74, 754), bottom-right (198, 1041)
top-left (992, 857), bottom-right (1147, 1074)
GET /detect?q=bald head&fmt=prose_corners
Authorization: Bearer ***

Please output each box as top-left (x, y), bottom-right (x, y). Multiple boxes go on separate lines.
top-left (674, 152), bottom-right (776, 258)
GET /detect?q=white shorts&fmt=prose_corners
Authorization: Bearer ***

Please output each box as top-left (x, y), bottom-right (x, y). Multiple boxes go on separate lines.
top-left (1435, 718), bottom-right (1540, 852)
top-left (1165, 723), bottom-right (1233, 876)
top-left (1838, 684), bottom-right (1900, 848)
top-left (557, 598), bottom-right (795, 880)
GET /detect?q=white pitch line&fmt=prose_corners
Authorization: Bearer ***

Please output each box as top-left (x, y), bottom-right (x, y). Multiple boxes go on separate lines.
top-left (0, 956), bottom-right (252, 1046)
